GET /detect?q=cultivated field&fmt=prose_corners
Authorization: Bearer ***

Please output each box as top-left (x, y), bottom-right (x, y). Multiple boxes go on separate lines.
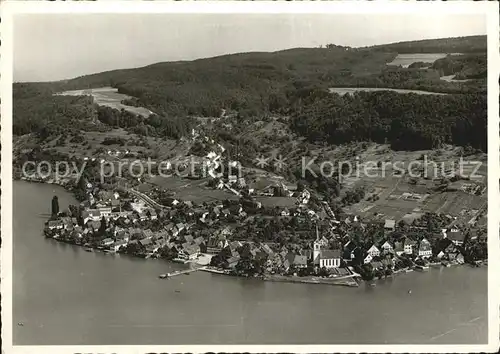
top-left (386, 53), bottom-right (452, 67)
top-left (57, 87), bottom-right (154, 117)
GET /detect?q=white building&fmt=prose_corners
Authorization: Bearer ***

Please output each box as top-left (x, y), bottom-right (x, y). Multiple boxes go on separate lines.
top-left (366, 244), bottom-right (380, 258)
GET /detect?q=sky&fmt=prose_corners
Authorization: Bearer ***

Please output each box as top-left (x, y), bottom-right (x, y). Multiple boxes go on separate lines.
top-left (13, 13), bottom-right (487, 82)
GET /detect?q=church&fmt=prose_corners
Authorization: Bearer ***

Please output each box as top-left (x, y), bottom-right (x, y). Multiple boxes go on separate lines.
top-left (312, 225), bottom-right (341, 269)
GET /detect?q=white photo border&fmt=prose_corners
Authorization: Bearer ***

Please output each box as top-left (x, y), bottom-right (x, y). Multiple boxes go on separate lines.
top-left (1, 1), bottom-right (499, 353)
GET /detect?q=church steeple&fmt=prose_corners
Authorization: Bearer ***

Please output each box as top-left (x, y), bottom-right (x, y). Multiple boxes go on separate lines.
top-left (313, 223), bottom-right (321, 263)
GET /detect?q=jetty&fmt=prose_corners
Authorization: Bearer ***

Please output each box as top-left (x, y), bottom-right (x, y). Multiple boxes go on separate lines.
top-left (159, 266), bottom-right (207, 279)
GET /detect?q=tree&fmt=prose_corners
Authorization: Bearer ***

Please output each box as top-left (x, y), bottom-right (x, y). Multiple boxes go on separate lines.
top-left (99, 216), bottom-right (107, 236)
top-left (51, 196), bottom-right (59, 217)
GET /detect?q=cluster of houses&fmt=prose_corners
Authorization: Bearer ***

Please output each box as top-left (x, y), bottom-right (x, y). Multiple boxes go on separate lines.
top-left (44, 175), bottom-right (477, 276)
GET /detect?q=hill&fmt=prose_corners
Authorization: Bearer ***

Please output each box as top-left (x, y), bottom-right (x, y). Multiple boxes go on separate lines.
top-left (367, 35), bottom-right (486, 53)
top-left (13, 35), bottom-right (487, 155)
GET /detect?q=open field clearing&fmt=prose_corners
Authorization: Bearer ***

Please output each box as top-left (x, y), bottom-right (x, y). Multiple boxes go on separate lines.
top-left (386, 53), bottom-right (457, 67)
top-left (56, 87), bottom-right (154, 117)
top-left (329, 87), bottom-right (448, 96)
top-left (255, 196), bottom-right (297, 208)
top-left (146, 176), bottom-right (239, 203)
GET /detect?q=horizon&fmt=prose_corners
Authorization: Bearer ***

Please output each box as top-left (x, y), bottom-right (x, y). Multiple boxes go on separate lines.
top-left (14, 13), bottom-right (486, 83)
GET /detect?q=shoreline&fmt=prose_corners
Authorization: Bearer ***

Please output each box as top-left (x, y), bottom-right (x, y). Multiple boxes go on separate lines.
top-left (20, 179), bottom-right (487, 287)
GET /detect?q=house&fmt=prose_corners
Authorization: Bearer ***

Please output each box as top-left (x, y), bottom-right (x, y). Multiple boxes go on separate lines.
top-left (182, 235), bottom-right (194, 244)
top-left (342, 241), bottom-right (358, 261)
top-left (194, 236), bottom-right (205, 246)
top-left (143, 229), bottom-right (154, 240)
top-left (130, 227), bottom-right (143, 240)
top-left (115, 231), bottom-right (130, 243)
top-left (384, 219), bottom-right (396, 232)
top-left (113, 239), bottom-right (128, 252)
top-left (228, 175), bottom-right (238, 185)
top-left (60, 217), bottom-right (73, 229)
top-left (363, 253), bottom-right (373, 264)
top-left (212, 206), bottom-right (221, 217)
top-left (206, 235), bottom-right (229, 254)
top-left (366, 244), bottom-right (380, 258)
top-left (178, 245), bottom-right (200, 260)
top-left (47, 220), bottom-right (64, 230)
top-left (281, 208), bottom-right (290, 217)
top-left (261, 243), bottom-right (274, 256)
top-left (293, 255), bottom-right (308, 268)
top-left (225, 256), bottom-right (240, 269)
top-left (404, 238), bottom-right (416, 255)
top-left (146, 243), bottom-right (161, 254)
top-left (139, 238), bottom-right (152, 247)
top-left (155, 231), bottom-right (169, 243)
top-left (98, 206), bottom-right (112, 218)
top-left (87, 220), bottom-right (102, 231)
top-left (416, 238), bottom-right (432, 258)
top-left (127, 214), bottom-right (138, 223)
top-left (394, 241), bottom-right (404, 256)
top-left (228, 204), bottom-right (243, 215)
top-left (446, 228), bottom-right (465, 246)
top-left (101, 238), bottom-right (114, 247)
top-left (444, 241), bottom-right (458, 255)
top-left (381, 241), bottom-right (394, 253)
top-left (110, 199), bottom-right (120, 210)
top-left (176, 223), bottom-right (185, 233)
top-left (147, 209), bottom-right (158, 220)
top-left (82, 209), bottom-right (101, 223)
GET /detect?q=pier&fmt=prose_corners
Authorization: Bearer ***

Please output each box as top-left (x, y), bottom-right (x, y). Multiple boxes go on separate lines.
top-left (159, 266), bottom-right (207, 279)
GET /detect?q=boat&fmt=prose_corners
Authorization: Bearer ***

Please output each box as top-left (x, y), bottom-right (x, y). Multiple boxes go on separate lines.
top-left (17, 322), bottom-right (24, 327)
top-left (175, 290), bottom-right (181, 293)
top-left (84, 248), bottom-right (93, 252)
top-left (414, 265), bottom-right (428, 271)
top-left (159, 274), bottom-right (169, 279)
top-left (408, 290), bottom-right (412, 294)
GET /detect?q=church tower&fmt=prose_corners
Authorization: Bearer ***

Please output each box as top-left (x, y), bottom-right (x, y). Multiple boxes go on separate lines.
top-left (313, 223), bottom-right (321, 265)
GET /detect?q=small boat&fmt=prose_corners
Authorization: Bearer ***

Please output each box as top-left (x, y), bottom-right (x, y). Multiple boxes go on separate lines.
top-left (159, 274), bottom-right (168, 279)
top-left (17, 322), bottom-right (24, 326)
top-left (408, 290), bottom-right (412, 294)
top-left (415, 265), bottom-right (428, 271)
top-left (175, 290), bottom-right (181, 293)
top-left (84, 248), bottom-right (93, 252)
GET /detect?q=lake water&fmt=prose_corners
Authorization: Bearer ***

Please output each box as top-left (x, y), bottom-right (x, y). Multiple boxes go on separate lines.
top-left (13, 181), bottom-right (487, 345)
top-left (56, 87), bottom-right (153, 117)
top-left (387, 53), bottom-right (461, 68)
top-left (329, 87), bottom-right (447, 96)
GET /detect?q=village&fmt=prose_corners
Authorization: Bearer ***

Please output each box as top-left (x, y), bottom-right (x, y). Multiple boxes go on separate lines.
top-left (41, 160), bottom-right (487, 285)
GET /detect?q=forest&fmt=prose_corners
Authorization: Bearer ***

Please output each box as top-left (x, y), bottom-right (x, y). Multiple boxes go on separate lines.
top-left (13, 35), bottom-right (487, 154)
top-left (367, 35), bottom-right (487, 54)
top-left (290, 90), bottom-right (487, 152)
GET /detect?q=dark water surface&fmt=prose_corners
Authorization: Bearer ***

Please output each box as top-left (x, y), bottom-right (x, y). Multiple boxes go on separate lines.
top-left (13, 181), bottom-right (487, 345)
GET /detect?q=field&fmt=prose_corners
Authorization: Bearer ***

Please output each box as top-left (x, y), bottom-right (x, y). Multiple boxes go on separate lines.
top-left (147, 175), bottom-right (239, 203)
top-left (57, 87), bottom-right (154, 117)
top-left (255, 196), bottom-right (297, 208)
top-left (328, 87), bottom-right (447, 96)
top-left (340, 144), bottom-right (487, 223)
top-left (39, 128), bottom-right (184, 161)
top-left (440, 75), bottom-right (471, 83)
top-left (386, 53), bottom-right (452, 67)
